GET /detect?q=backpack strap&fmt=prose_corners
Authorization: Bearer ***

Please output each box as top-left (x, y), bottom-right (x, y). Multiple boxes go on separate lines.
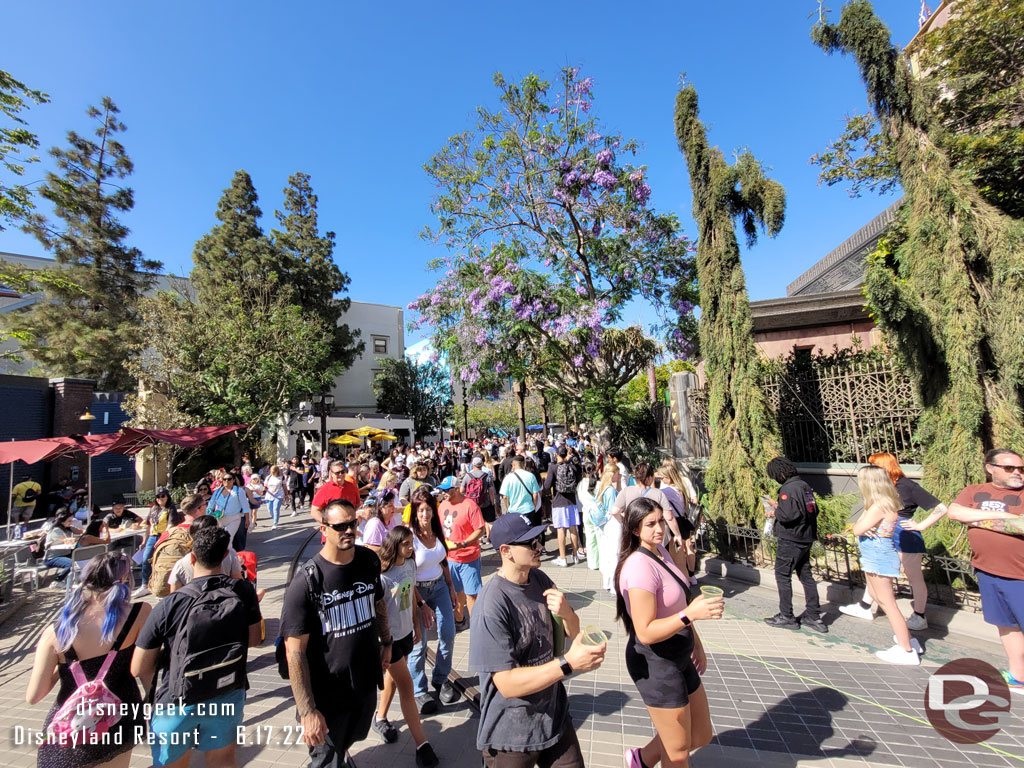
top-left (636, 546), bottom-right (691, 596)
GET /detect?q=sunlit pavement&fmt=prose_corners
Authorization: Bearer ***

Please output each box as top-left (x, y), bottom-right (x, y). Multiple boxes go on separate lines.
top-left (1, 511), bottom-right (1022, 768)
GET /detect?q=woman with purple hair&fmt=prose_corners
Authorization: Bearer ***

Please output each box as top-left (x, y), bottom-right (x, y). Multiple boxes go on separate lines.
top-left (26, 551), bottom-right (152, 768)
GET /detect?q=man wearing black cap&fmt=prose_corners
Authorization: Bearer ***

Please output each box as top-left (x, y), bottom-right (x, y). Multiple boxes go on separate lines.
top-left (470, 515), bottom-right (606, 768)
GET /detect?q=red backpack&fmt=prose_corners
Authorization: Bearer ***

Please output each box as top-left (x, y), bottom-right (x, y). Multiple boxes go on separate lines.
top-left (237, 551), bottom-right (258, 584)
top-left (464, 473), bottom-right (488, 506)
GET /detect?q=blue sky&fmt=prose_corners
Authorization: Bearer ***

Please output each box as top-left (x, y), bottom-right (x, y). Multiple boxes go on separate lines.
top-left (2, 1), bottom-right (917, 348)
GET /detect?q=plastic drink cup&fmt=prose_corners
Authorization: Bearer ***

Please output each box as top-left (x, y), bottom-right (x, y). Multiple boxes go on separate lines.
top-left (700, 585), bottom-right (724, 599)
top-left (581, 625), bottom-right (604, 646)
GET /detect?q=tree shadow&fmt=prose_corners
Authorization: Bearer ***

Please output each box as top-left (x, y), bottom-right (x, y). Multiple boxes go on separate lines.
top-left (711, 687), bottom-right (877, 760)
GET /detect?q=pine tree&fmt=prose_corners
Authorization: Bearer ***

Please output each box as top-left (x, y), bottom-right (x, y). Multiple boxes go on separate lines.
top-left (272, 172), bottom-right (362, 370)
top-left (6, 98), bottom-right (159, 389)
top-left (674, 83), bottom-right (784, 525)
top-left (813, 1), bottom-right (1024, 511)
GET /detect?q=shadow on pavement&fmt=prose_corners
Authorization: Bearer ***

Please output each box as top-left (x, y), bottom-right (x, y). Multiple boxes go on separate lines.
top-left (712, 687), bottom-right (877, 760)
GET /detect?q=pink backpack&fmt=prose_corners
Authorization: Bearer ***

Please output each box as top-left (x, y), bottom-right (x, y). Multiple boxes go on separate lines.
top-left (47, 651), bottom-right (123, 744)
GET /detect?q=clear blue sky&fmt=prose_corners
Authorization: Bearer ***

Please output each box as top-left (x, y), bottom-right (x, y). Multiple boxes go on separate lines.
top-left (2, 1), bottom-right (917, 347)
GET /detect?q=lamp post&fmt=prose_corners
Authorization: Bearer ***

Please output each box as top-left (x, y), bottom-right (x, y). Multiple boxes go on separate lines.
top-left (318, 391), bottom-right (335, 455)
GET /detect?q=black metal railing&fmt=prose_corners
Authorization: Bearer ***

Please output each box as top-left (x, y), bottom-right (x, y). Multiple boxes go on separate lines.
top-left (695, 521), bottom-right (980, 611)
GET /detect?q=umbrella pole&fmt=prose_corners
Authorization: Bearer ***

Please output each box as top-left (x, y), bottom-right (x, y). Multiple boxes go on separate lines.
top-left (6, 450), bottom-right (15, 540)
top-left (87, 456), bottom-right (92, 511)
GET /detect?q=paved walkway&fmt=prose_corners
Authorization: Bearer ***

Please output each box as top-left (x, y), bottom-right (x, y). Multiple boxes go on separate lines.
top-left (1, 511), bottom-right (1022, 768)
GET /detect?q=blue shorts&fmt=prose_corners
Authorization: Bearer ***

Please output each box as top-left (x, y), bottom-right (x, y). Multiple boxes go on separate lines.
top-left (449, 557), bottom-right (482, 596)
top-left (893, 518), bottom-right (927, 554)
top-left (552, 504), bottom-right (581, 529)
top-left (977, 569), bottom-right (1024, 628)
top-left (858, 535), bottom-right (901, 578)
top-left (149, 688), bottom-right (246, 766)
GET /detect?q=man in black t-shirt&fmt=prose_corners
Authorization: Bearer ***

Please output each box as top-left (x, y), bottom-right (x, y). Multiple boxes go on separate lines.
top-left (762, 456), bottom-right (827, 634)
top-left (281, 499), bottom-right (400, 768)
top-left (132, 526), bottom-right (263, 768)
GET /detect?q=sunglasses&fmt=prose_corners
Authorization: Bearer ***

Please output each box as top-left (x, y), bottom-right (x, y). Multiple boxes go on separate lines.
top-left (990, 464), bottom-right (1024, 473)
top-left (325, 519), bottom-right (359, 532)
top-left (509, 535), bottom-right (543, 550)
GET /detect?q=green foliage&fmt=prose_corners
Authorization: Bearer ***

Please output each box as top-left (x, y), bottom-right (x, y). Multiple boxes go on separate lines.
top-left (466, 396), bottom-right (544, 437)
top-left (0, 69), bottom-right (48, 230)
top-left (412, 66), bottom-right (696, 421)
top-left (373, 356), bottom-right (453, 439)
top-left (6, 99), bottom-right (160, 389)
top-left (674, 83), bottom-right (783, 526)
top-left (130, 172), bottom-right (346, 447)
top-left (271, 172), bottom-right (363, 370)
top-left (812, 0), bottom-right (1024, 219)
top-left (813, 0), bottom-right (1024, 507)
top-left (621, 359), bottom-right (694, 407)
top-left (814, 493), bottom-right (857, 538)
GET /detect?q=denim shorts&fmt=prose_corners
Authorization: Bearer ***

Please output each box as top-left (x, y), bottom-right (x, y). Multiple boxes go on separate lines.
top-left (449, 557), bottom-right (482, 596)
top-left (552, 504), bottom-right (581, 529)
top-left (858, 535), bottom-right (901, 578)
top-left (977, 569), bottom-right (1024, 628)
top-left (149, 688), bottom-right (245, 766)
top-left (893, 518), bottom-right (927, 554)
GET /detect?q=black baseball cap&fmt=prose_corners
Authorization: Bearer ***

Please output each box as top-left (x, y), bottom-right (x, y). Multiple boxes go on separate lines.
top-left (489, 514), bottom-right (547, 549)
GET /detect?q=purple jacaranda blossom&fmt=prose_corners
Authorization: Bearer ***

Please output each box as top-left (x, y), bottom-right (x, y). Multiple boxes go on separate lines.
top-left (483, 263), bottom-right (493, 276)
top-left (586, 132), bottom-right (602, 142)
top-left (552, 188), bottom-right (571, 204)
top-left (487, 287), bottom-right (503, 302)
top-left (460, 368), bottom-right (470, 382)
top-left (579, 101), bottom-right (591, 113)
top-left (629, 171), bottom-right (643, 182)
top-left (596, 149), bottom-right (614, 166)
top-left (573, 354), bottom-right (585, 367)
top-left (613, 140), bottom-right (620, 148)
top-left (576, 77), bottom-right (594, 95)
top-left (559, 158), bottom-right (571, 172)
top-left (406, 301), bottom-right (419, 310)
top-left (575, 284), bottom-right (587, 296)
top-left (633, 182), bottom-right (652, 204)
top-left (674, 299), bottom-right (694, 314)
top-left (495, 360), bottom-right (507, 374)
top-left (544, 257), bottom-right (554, 267)
top-left (593, 170), bottom-right (617, 190)
top-left (476, 329), bottom-right (487, 344)
top-left (470, 359), bottom-right (480, 371)
top-left (430, 352), bottom-right (440, 363)
top-left (430, 293), bottom-right (444, 306)
top-left (586, 340), bottom-right (600, 357)
top-left (550, 107), bottom-right (561, 115)
top-left (591, 220), bottom-right (601, 237)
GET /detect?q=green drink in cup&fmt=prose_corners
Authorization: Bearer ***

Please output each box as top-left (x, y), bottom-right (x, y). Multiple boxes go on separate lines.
top-left (581, 625), bottom-right (605, 646)
top-left (700, 585), bottom-right (724, 599)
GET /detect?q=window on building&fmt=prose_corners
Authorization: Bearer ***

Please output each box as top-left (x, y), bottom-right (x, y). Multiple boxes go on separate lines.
top-left (373, 336), bottom-right (389, 355)
top-left (794, 345), bottom-right (814, 365)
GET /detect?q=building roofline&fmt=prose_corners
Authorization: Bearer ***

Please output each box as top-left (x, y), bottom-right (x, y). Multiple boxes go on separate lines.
top-left (751, 288), bottom-right (870, 332)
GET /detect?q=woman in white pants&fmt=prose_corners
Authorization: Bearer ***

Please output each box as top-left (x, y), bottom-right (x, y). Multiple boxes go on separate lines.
top-left (595, 463), bottom-right (622, 593)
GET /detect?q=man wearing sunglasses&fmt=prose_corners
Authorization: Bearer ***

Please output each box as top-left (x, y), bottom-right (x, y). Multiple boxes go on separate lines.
top-left (948, 448), bottom-right (1024, 693)
top-left (281, 499), bottom-right (392, 767)
top-left (470, 515), bottom-right (606, 768)
top-left (311, 460), bottom-right (361, 525)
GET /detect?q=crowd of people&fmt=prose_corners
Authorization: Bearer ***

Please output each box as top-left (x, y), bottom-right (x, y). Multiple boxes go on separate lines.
top-left (19, 433), bottom-right (1024, 768)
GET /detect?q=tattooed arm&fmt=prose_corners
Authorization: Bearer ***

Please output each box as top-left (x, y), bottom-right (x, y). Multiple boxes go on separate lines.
top-left (375, 596), bottom-right (392, 672)
top-left (285, 635), bottom-right (326, 747)
top-left (968, 517), bottom-right (1024, 536)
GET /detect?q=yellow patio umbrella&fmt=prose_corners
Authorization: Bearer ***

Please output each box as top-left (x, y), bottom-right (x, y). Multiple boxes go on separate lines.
top-left (346, 426), bottom-right (387, 437)
top-left (329, 435), bottom-right (363, 446)
top-left (369, 433), bottom-right (398, 441)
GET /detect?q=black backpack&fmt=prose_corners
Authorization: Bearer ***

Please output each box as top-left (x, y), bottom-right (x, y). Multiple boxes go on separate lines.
top-left (166, 577), bottom-right (249, 705)
top-left (537, 450), bottom-right (551, 473)
top-left (555, 461), bottom-right (577, 495)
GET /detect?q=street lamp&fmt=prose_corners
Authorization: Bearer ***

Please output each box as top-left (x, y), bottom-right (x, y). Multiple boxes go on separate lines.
top-left (318, 392), bottom-right (336, 455)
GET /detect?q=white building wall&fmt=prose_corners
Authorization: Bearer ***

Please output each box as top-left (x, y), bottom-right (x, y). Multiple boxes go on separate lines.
top-left (330, 301), bottom-right (405, 410)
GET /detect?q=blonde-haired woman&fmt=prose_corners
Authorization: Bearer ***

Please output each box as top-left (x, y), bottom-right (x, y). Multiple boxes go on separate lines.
top-left (655, 460), bottom-right (700, 573)
top-left (596, 462), bottom-right (623, 594)
top-left (854, 465), bottom-right (920, 665)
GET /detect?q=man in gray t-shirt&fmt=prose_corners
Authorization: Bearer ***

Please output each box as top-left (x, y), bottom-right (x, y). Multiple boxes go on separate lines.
top-left (470, 515), bottom-right (606, 767)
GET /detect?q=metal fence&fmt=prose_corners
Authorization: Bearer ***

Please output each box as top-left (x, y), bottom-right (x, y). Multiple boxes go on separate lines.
top-left (688, 359), bottom-right (921, 465)
top-left (694, 521), bottom-right (980, 611)
top-left (652, 403), bottom-right (674, 453)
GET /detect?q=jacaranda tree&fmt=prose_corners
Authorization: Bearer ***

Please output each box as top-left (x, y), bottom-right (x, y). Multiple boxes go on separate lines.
top-left (409, 68), bottom-right (696, 433)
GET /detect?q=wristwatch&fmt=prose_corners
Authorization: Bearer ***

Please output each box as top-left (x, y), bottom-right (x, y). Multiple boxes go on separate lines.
top-left (558, 655), bottom-right (573, 677)
top-left (678, 610), bottom-right (692, 628)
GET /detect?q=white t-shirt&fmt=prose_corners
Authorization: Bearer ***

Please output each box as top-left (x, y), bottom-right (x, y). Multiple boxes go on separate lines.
top-left (264, 475), bottom-right (284, 500)
top-left (413, 534), bottom-right (446, 582)
top-left (168, 549), bottom-right (242, 589)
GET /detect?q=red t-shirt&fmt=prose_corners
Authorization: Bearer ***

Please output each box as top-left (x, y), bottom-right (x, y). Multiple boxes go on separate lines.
top-left (311, 478), bottom-right (360, 511)
top-left (954, 482), bottom-right (1024, 580)
top-left (440, 498), bottom-right (485, 564)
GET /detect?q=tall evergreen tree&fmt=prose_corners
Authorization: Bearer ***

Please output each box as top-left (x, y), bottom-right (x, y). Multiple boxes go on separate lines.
top-left (272, 172), bottom-right (362, 370)
top-left (812, 1), bottom-right (1024, 510)
top-left (5, 98), bottom-right (159, 389)
top-left (674, 83), bottom-right (784, 525)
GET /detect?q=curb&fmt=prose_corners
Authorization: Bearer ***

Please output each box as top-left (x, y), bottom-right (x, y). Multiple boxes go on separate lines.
top-left (699, 556), bottom-right (1004, 653)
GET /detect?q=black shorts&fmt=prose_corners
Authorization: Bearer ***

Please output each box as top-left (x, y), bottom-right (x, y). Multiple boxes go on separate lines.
top-left (311, 689), bottom-right (376, 767)
top-left (625, 632), bottom-right (701, 708)
top-left (480, 504), bottom-right (497, 523)
top-left (390, 632), bottom-right (414, 664)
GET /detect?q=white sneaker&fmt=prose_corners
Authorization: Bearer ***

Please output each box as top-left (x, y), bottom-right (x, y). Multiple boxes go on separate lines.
top-left (132, 585), bottom-right (149, 599)
top-left (573, 553), bottom-right (584, 565)
top-left (839, 602), bottom-right (877, 621)
top-left (291, 511), bottom-right (298, 518)
top-left (906, 612), bottom-right (928, 631)
top-left (875, 644), bottom-right (920, 665)
top-left (271, 524), bottom-right (278, 531)
top-left (893, 635), bottom-right (923, 654)
top-left (552, 557), bottom-right (568, 567)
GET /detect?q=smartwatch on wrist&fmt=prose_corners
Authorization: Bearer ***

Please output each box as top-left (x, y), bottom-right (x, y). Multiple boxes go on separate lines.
top-left (558, 655), bottom-right (573, 677)
top-left (678, 610), bottom-right (692, 628)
